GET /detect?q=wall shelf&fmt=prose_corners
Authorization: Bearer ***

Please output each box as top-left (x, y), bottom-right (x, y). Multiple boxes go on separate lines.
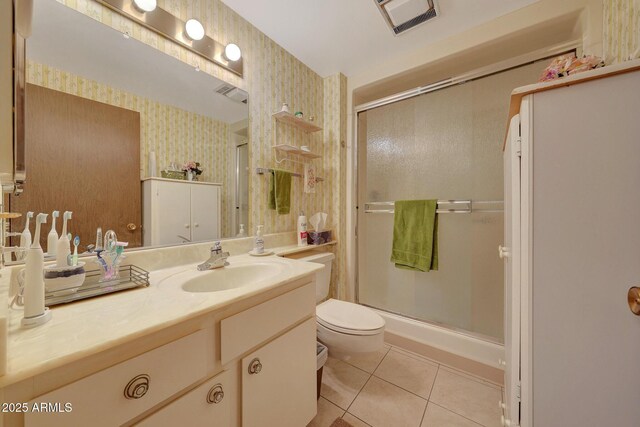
top-left (273, 111), bottom-right (322, 133)
top-left (273, 144), bottom-right (321, 159)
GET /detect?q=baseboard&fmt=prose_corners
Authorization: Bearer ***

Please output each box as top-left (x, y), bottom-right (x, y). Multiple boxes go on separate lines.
top-left (385, 331), bottom-right (504, 386)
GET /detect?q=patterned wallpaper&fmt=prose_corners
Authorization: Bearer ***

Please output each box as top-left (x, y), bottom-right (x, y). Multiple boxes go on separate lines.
top-left (56, 0), bottom-right (347, 297)
top-left (603, 0), bottom-right (640, 63)
top-left (324, 74), bottom-right (348, 300)
top-left (27, 61), bottom-right (233, 237)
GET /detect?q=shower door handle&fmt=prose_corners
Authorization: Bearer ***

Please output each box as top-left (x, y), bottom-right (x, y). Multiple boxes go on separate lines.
top-left (498, 245), bottom-right (510, 259)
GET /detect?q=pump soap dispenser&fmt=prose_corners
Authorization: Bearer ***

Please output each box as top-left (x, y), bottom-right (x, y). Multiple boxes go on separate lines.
top-left (47, 211), bottom-right (59, 257)
top-left (56, 211), bottom-right (72, 267)
top-left (22, 213), bottom-right (52, 328)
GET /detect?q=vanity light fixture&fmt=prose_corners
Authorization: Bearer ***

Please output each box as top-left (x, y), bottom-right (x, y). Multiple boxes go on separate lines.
top-left (132, 0), bottom-right (157, 13)
top-left (185, 19), bottom-right (205, 41)
top-left (99, 0), bottom-right (243, 76)
top-left (224, 43), bottom-right (242, 61)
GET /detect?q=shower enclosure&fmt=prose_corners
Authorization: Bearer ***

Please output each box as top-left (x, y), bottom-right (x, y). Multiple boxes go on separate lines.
top-left (356, 59), bottom-right (559, 344)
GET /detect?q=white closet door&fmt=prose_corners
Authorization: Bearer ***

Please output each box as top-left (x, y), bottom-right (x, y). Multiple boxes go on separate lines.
top-left (190, 184), bottom-right (220, 242)
top-left (530, 70), bottom-right (640, 427)
top-left (155, 180), bottom-right (191, 245)
top-left (503, 114), bottom-right (522, 427)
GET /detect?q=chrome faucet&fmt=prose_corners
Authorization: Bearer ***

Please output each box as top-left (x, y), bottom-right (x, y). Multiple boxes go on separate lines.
top-left (197, 241), bottom-right (229, 271)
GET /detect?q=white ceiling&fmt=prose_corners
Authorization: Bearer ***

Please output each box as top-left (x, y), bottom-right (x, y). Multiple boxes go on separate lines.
top-left (29, 0), bottom-right (248, 124)
top-left (221, 0), bottom-right (540, 77)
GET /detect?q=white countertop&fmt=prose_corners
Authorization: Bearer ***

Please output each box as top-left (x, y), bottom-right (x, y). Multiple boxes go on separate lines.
top-left (0, 252), bottom-right (322, 388)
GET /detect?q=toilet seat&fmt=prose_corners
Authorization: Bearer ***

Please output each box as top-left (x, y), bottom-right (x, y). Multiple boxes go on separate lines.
top-left (316, 299), bottom-right (385, 336)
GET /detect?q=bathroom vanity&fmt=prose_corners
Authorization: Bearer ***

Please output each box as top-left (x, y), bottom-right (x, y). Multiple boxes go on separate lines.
top-left (0, 252), bottom-right (321, 427)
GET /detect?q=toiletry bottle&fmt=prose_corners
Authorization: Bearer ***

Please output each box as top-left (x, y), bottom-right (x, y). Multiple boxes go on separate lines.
top-left (23, 213), bottom-right (51, 327)
top-left (297, 212), bottom-right (308, 247)
top-left (18, 212), bottom-right (33, 261)
top-left (47, 210), bottom-right (59, 257)
top-left (254, 225), bottom-right (264, 254)
top-left (56, 211), bottom-right (72, 267)
top-left (237, 224), bottom-right (246, 237)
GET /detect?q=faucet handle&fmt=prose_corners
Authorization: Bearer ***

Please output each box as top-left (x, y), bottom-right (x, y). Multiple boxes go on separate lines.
top-left (211, 241), bottom-right (222, 253)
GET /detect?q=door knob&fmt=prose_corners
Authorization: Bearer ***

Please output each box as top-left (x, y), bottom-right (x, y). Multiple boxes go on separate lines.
top-left (248, 358), bottom-right (262, 374)
top-left (124, 374), bottom-right (150, 399)
top-left (206, 384), bottom-right (224, 404)
top-left (498, 245), bottom-right (510, 259)
top-left (628, 287), bottom-right (640, 315)
top-left (126, 223), bottom-right (137, 231)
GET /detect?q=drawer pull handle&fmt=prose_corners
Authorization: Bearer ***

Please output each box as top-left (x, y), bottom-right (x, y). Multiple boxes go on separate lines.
top-left (124, 374), bottom-right (150, 399)
top-left (248, 358), bottom-right (262, 375)
top-left (207, 384), bottom-right (225, 404)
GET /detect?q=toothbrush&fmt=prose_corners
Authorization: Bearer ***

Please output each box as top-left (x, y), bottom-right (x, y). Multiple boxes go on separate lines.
top-left (56, 211), bottom-right (72, 267)
top-left (22, 213), bottom-right (51, 327)
top-left (18, 212), bottom-right (33, 261)
top-left (72, 236), bottom-right (79, 266)
top-left (95, 249), bottom-right (108, 272)
top-left (46, 211), bottom-right (59, 257)
top-left (112, 244), bottom-right (125, 268)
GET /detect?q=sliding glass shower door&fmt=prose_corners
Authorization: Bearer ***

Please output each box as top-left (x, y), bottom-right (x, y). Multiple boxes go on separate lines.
top-left (357, 60), bottom-right (549, 342)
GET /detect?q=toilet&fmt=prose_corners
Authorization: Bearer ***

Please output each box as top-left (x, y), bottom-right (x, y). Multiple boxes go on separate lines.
top-left (294, 251), bottom-right (385, 355)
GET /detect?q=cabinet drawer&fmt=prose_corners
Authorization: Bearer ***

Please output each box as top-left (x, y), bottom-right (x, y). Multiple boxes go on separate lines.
top-left (220, 282), bottom-right (315, 364)
top-left (136, 369), bottom-right (234, 427)
top-left (25, 330), bottom-right (208, 427)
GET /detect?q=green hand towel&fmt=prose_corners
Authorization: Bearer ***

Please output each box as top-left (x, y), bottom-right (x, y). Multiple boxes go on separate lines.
top-left (268, 169), bottom-right (291, 215)
top-left (390, 200), bottom-right (438, 272)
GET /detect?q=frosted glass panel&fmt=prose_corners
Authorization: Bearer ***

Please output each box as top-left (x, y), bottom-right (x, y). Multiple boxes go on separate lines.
top-left (358, 60), bottom-right (547, 342)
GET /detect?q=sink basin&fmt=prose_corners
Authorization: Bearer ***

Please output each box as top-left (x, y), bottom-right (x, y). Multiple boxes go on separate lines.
top-left (181, 262), bottom-right (286, 293)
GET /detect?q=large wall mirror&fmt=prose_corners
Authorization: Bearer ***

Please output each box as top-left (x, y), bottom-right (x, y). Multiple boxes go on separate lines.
top-left (6, 0), bottom-right (249, 261)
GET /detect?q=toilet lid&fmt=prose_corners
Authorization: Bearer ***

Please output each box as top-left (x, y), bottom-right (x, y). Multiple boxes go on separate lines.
top-left (316, 299), bottom-right (385, 335)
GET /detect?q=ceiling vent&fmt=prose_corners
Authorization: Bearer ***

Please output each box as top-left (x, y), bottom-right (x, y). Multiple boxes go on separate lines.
top-left (215, 84), bottom-right (249, 104)
top-left (375, 0), bottom-right (438, 36)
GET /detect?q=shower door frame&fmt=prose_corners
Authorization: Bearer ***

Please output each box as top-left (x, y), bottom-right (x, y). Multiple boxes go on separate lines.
top-left (352, 42), bottom-right (579, 343)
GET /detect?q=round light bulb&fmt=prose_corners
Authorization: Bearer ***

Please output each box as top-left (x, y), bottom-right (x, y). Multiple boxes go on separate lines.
top-left (185, 19), bottom-right (205, 41)
top-left (133, 0), bottom-right (156, 12)
top-left (224, 43), bottom-right (242, 61)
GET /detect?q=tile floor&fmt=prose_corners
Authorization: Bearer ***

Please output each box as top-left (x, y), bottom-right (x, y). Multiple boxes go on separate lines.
top-left (308, 344), bottom-right (504, 427)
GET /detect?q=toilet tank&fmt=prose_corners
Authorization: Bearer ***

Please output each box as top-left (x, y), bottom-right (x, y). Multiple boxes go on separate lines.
top-left (288, 251), bottom-right (335, 302)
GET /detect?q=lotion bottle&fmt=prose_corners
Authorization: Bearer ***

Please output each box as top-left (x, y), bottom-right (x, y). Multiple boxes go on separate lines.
top-left (47, 211), bottom-right (59, 257)
top-left (254, 225), bottom-right (264, 254)
top-left (56, 211), bottom-right (72, 267)
top-left (297, 212), bottom-right (308, 247)
top-left (22, 213), bottom-right (51, 327)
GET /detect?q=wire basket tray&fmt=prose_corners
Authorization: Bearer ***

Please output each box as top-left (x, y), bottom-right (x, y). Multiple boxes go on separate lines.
top-left (45, 264), bottom-right (150, 307)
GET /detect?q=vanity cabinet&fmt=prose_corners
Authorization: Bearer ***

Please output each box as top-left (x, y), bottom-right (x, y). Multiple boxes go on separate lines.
top-left (142, 178), bottom-right (221, 246)
top-left (15, 280), bottom-right (317, 427)
top-left (242, 318), bottom-right (316, 427)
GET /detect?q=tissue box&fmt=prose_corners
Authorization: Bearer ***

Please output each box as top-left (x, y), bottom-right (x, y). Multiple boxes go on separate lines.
top-left (307, 230), bottom-right (332, 245)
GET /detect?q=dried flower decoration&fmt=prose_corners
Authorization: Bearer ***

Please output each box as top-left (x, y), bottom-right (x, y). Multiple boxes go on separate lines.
top-left (539, 54), bottom-right (605, 82)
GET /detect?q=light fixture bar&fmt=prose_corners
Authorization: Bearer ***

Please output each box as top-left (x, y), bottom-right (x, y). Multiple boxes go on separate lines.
top-left (97, 0), bottom-right (243, 77)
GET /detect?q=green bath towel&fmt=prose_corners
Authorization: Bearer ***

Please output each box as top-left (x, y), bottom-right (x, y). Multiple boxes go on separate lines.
top-left (390, 200), bottom-right (438, 272)
top-left (268, 169), bottom-right (291, 215)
